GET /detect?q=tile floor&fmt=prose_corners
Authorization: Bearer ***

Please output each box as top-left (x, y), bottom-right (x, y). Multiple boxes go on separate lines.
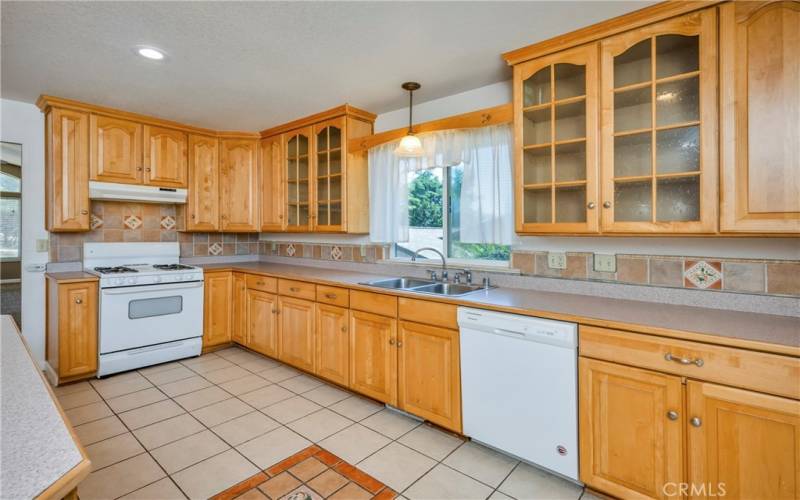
top-left (56, 346), bottom-right (593, 500)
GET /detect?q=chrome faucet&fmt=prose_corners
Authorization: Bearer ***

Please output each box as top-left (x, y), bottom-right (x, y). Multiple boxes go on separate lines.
top-left (411, 247), bottom-right (447, 282)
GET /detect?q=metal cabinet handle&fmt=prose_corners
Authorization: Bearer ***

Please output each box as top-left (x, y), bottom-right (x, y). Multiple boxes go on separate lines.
top-left (667, 410), bottom-right (679, 421)
top-left (74, 298), bottom-right (83, 304)
top-left (256, 281), bottom-right (265, 285)
top-left (271, 308), bottom-right (277, 313)
top-left (324, 293), bottom-right (337, 299)
top-left (665, 353), bottom-right (704, 367)
top-left (690, 417), bottom-right (702, 427)
top-left (137, 167), bottom-right (143, 171)
top-left (290, 287), bottom-right (300, 292)
top-left (397, 340), bottom-right (403, 347)
top-left (146, 167), bottom-right (151, 172)
top-left (80, 209), bottom-right (88, 215)
top-left (341, 326), bottom-right (347, 333)
top-left (389, 338), bottom-right (395, 345)
top-left (587, 202), bottom-right (596, 209)
top-left (602, 201), bottom-right (612, 209)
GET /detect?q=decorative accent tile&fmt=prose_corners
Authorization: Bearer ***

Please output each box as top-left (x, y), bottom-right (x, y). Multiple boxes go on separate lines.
top-left (286, 244), bottom-right (296, 257)
top-left (684, 260), bottom-right (722, 289)
top-left (160, 215), bottom-right (176, 230)
top-left (90, 214), bottom-right (104, 230)
top-left (123, 215), bottom-right (142, 230)
top-left (209, 242), bottom-right (223, 256)
top-left (331, 246), bottom-right (343, 261)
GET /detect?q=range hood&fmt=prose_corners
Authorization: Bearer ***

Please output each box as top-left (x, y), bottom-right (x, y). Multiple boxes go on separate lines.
top-left (89, 181), bottom-right (187, 204)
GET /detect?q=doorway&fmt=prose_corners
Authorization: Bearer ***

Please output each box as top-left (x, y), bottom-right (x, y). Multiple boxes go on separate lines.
top-left (1, 142), bottom-right (22, 325)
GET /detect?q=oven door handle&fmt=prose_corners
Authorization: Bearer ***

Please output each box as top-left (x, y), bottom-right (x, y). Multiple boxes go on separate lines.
top-left (102, 281), bottom-right (203, 295)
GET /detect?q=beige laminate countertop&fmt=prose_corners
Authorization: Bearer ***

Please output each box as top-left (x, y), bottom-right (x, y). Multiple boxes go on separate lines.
top-left (199, 261), bottom-right (800, 356)
top-left (45, 271), bottom-right (98, 283)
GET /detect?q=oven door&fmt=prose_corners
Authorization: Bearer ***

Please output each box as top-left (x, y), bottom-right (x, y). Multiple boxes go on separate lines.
top-left (99, 280), bottom-right (204, 354)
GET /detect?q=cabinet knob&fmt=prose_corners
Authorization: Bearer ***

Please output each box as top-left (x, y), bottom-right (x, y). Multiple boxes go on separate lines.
top-left (389, 338), bottom-right (395, 345)
top-left (666, 410), bottom-right (679, 421)
top-left (690, 417), bottom-right (702, 427)
top-left (137, 167), bottom-right (143, 171)
top-left (279, 214), bottom-right (283, 219)
top-left (146, 167), bottom-right (151, 172)
top-left (602, 201), bottom-right (612, 209)
top-left (272, 308), bottom-right (277, 313)
top-left (75, 298), bottom-right (83, 304)
top-left (290, 287), bottom-right (300, 292)
top-left (325, 293), bottom-right (337, 299)
top-left (191, 214), bottom-right (196, 219)
top-left (341, 326), bottom-right (347, 333)
top-left (397, 340), bottom-right (403, 348)
top-left (80, 209), bottom-right (88, 215)
top-left (587, 202), bottom-right (596, 209)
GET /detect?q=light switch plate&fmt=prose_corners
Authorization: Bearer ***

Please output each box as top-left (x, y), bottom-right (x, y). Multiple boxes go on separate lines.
top-left (594, 254), bottom-right (617, 273)
top-left (36, 238), bottom-right (49, 253)
top-left (547, 252), bottom-right (567, 270)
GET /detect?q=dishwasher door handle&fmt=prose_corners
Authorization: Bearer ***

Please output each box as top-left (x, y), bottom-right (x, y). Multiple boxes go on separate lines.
top-left (492, 328), bottom-right (526, 338)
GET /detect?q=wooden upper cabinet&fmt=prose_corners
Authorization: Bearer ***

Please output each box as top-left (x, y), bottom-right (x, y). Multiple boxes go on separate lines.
top-left (89, 115), bottom-right (143, 184)
top-left (143, 125), bottom-right (188, 188)
top-left (220, 138), bottom-right (259, 232)
top-left (283, 127), bottom-right (314, 232)
top-left (187, 134), bottom-right (220, 231)
top-left (599, 8), bottom-right (718, 234)
top-left (314, 117), bottom-right (346, 232)
top-left (720, 1), bottom-right (800, 233)
top-left (260, 135), bottom-right (285, 231)
top-left (46, 108), bottom-right (90, 232)
top-left (398, 321), bottom-right (462, 432)
top-left (579, 357), bottom-right (684, 500)
top-left (514, 43), bottom-right (599, 234)
top-left (247, 289), bottom-right (278, 357)
top-left (349, 310), bottom-right (397, 406)
top-left (687, 381), bottom-right (800, 499)
top-left (278, 296), bottom-right (315, 372)
top-left (203, 272), bottom-right (232, 348)
top-left (315, 304), bottom-right (349, 386)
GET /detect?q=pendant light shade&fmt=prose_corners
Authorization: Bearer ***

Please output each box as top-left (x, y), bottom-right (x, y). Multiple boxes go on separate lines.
top-left (394, 82), bottom-right (424, 157)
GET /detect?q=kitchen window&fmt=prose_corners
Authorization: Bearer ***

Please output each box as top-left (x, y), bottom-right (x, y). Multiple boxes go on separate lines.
top-left (0, 169), bottom-right (21, 261)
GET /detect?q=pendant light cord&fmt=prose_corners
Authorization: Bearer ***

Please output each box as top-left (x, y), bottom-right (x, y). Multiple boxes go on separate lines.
top-left (408, 90), bottom-right (414, 135)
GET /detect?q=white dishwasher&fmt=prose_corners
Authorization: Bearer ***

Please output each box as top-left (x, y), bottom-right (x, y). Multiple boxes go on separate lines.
top-left (458, 307), bottom-right (579, 481)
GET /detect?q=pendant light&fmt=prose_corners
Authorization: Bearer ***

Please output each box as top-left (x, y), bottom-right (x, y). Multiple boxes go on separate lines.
top-left (394, 82), bottom-right (424, 157)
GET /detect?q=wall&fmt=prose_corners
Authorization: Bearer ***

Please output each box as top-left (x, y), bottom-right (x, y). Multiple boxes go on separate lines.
top-left (1, 98), bottom-right (48, 364)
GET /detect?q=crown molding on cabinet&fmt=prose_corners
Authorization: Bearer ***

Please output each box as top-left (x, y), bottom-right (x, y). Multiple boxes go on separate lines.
top-left (259, 104), bottom-right (377, 138)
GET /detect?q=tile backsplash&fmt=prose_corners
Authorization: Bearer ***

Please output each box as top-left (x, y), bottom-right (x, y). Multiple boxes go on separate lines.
top-left (258, 241), bottom-right (390, 264)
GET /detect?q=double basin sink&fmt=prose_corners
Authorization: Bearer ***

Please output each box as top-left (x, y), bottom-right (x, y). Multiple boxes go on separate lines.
top-left (359, 277), bottom-right (488, 297)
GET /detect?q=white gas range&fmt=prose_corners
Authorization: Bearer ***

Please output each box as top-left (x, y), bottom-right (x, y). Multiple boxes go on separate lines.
top-left (84, 242), bottom-right (204, 377)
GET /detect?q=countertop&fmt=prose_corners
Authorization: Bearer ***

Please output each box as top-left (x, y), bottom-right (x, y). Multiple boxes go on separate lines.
top-left (45, 271), bottom-right (98, 283)
top-left (0, 315), bottom-right (91, 499)
top-left (200, 261), bottom-right (800, 355)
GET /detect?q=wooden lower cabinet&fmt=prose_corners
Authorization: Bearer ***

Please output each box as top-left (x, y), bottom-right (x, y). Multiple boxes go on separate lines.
top-left (398, 321), bottom-right (461, 432)
top-left (203, 272), bottom-right (232, 348)
top-left (247, 289), bottom-right (278, 357)
top-left (579, 357), bottom-right (684, 500)
top-left (315, 304), bottom-right (349, 386)
top-left (687, 381), bottom-right (800, 500)
top-left (349, 310), bottom-right (397, 406)
top-left (278, 296), bottom-right (315, 372)
top-left (231, 273), bottom-right (247, 345)
top-left (46, 278), bottom-right (98, 381)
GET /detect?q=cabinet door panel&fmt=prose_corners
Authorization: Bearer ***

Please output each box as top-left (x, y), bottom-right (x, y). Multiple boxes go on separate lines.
top-left (687, 381), bottom-right (800, 500)
top-left (144, 126), bottom-right (188, 188)
top-left (579, 357), bottom-right (684, 500)
top-left (720, 1), bottom-right (800, 233)
top-left (90, 115), bottom-right (142, 184)
top-left (349, 311), bottom-right (396, 405)
top-left (283, 127), bottom-right (314, 232)
top-left (203, 272), bottom-right (231, 347)
top-left (313, 117), bottom-right (346, 232)
top-left (59, 282), bottom-right (98, 377)
top-left (315, 304), bottom-right (349, 386)
top-left (47, 108), bottom-right (90, 231)
top-left (398, 321), bottom-right (461, 432)
top-left (278, 296), bottom-right (315, 372)
top-left (220, 139), bottom-right (259, 231)
top-left (231, 273), bottom-right (247, 345)
top-left (186, 134), bottom-right (219, 231)
top-left (248, 289), bottom-right (278, 357)
top-left (260, 135), bottom-right (285, 231)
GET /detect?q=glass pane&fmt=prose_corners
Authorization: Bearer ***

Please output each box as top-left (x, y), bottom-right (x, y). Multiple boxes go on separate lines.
top-left (0, 172), bottom-right (21, 192)
top-left (329, 150), bottom-right (341, 175)
top-left (330, 202), bottom-right (341, 226)
top-left (317, 128), bottom-right (328, 151)
top-left (287, 205), bottom-right (298, 225)
top-left (317, 152), bottom-right (328, 177)
top-left (656, 35), bottom-right (699, 79)
top-left (523, 146), bottom-right (551, 184)
top-left (523, 108), bottom-right (551, 146)
top-left (317, 178), bottom-right (328, 202)
top-left (298, 135), bottom-right (308, 156)
top-left (554, 64), bottom-right (585, 100)
top-left (656, 126), bottom-right (699, 174)
top-left (614, 39), bottom-right (651, 88)
top-left (614, 132), bottom-right (652, 177)
top-left (523, 188), bottom-right (551, 223)
top-left (555, 186), bottom-right (586, 223)
top-left (329, 127), bottom-right (341, 149)
top-left (287, 182), bottom-right (299, 203)
top-left (0, 198), bottom-right (21, 258)
top-left (555, 142), bottom-right (586, 182)
top-left (287, 136), bottom-right (297, 158)
top-left (656, 76), bottom-right (699, 126)
top-left (299, 182), bottom-right (309, 203)
top-left (614, 180), bottom-right (652, 221)
top-left (615, 86), bottom-right (651, 132)
top-left (299, 205), bottom-right (309, 226)
top-left (329, 177), bottom-right (341, 201)
top-left (657, 175), bottom-right (700, 221)
top-left (523, 67), bottom-right (551, 107)
top-left (317, 202), bottom-right (328, 226)
top-left (287, 158), bottom-right (297, 180)
top-left (129, 296), bottom-right (182, 319)
top-left (298, 157), bottom-right (308, 180)
top-left (555, 101), bottom-right (585, 141)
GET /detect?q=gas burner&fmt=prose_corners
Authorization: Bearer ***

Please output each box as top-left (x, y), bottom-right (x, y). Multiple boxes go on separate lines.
top-left (93, 266), bottom-right (139, 274)
top-left (152, 264), bottom-right (195, 271)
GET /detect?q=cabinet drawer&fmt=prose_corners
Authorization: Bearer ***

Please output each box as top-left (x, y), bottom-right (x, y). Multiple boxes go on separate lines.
top-left (350, 290), bottom-right (397, 317)
top-left (580, 326), bottom-right (800, 399)
top-left (398, 297), bottom-right (458, 330)
top-left (316, 285), bottom-right (349, 307)
top-left (278, 279), bottom-right (316, 300)
top-left (246, 275), bottom-right (277, 293)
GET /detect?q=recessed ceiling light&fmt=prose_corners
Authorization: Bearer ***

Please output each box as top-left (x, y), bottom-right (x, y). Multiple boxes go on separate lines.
top-left (137, 47), bottom-right (165, 60)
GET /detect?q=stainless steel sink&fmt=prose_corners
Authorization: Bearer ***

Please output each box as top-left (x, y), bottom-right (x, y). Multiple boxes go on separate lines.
top-left (360, 277), bottom-right (435, 290)
top-left (359, 277), bottom-right (488, 296)
top-left (412, 282), bottom-right (486, 296)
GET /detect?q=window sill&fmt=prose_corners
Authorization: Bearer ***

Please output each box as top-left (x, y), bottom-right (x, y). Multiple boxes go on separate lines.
top-left (378, 258), bottom-right (520, 275)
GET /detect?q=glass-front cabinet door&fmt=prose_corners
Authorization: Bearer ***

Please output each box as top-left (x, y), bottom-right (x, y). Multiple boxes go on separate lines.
top-left (283, 127), bottom-right (313, 232)
top-left (515, 44), bottom-right (599, 233)
top-left (600, 9), bottom-right (717, 233)
top-left (314, 117), bottom-right (345, 232)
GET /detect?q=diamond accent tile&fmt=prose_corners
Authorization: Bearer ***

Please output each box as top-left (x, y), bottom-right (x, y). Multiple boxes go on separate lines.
top-left (90, 214), bottom-right (104, 230)
top-left (209, 242), bottom-right (223, 256)
top-left (123, 215), bottom-right (142, 230)
top-left (684, 260), bottom-right (722, 289)
top-left (331, 246), bottom-right (343, 261)
top-left (160, 215), bottom-right (176, 230)
top-left (286, 244), bottom-right (296, 257)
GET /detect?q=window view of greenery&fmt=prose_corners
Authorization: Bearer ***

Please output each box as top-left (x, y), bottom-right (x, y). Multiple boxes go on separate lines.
top-left (396, 166), bottom-right (510, 262)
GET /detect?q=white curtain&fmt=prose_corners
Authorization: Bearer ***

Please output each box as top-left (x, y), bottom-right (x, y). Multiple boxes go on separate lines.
top-left (368, 124), bottom-right (513, 245)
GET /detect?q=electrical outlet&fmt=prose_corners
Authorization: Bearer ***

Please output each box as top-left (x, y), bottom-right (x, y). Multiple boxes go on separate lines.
top-left (547, 252), bottom-right (567, 270)
top-left (36, 238), bottom-right (49, 253)
top-left (594, 254), bottom-right (617, 273)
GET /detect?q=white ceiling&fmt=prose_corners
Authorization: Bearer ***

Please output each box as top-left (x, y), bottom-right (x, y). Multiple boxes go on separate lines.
top-left (2, 1), bottom-right (653, 131)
